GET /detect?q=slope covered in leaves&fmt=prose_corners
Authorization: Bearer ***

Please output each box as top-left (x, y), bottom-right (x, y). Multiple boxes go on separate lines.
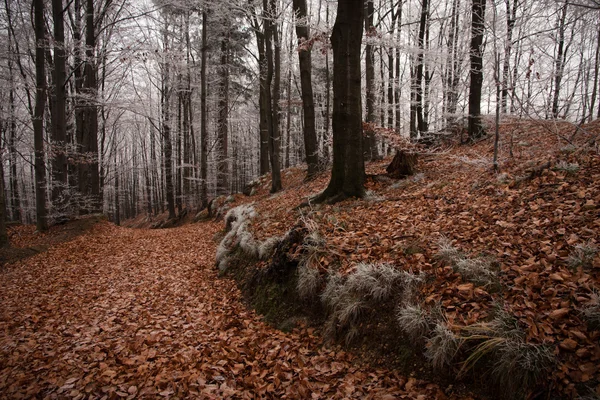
top-left (226, 118), bottom-right (600, 398)
top-left (0, 220), bottom-right (448, 398)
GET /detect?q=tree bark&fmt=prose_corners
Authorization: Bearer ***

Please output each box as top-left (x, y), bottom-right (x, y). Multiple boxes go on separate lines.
top-left (268, 0), bottom-right (282, 193)
top-left (552, 1), bottom-right (568, 119)
top-left (364, 0), bottom-right (379, 160)
top-left (468, 0), bottom-right (486, 140)
top-left (293, 0), bottom-right (319, 179)
top-left (501, 0), bottom-right (517, 113)
top-left (217, 32), bottom-right (230, 196)
top-left (33, 0), bottom-right (48, 231)
top-left (162, 20), bottom-right (176, 219)
top-left (51, 0), bottom-right (68, 209)
top-left (200, 11), bottom-right (209, 209)
top-left (314, 0), bottom-right (365, 203)
top-left (413, 0), bottom-right (429, 137)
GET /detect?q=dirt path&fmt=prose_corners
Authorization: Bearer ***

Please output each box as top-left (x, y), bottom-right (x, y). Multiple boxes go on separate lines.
top-left (0, 221), bottom-right (442, 399)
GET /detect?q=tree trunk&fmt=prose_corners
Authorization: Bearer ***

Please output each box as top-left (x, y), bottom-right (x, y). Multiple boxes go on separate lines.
top-left (217, 33), bottom-right (230, 196)
top-left (364, 0), bottom-right (379, 160)
top-left (162, 21), bottom-right (176, 219)
top-left (445, 0), bottom-right (461, 125)
top-left (552, 1), bottom-right (568, 119)
top-left (0, 160), bottom-right (8, 247)
top-left (51, 0), bottom-right (68, 209)
top-left (7, 38), bottom-right (21, 222)
top-left (268, 0), bottom-right (282, 193)
top-left (501, 0), bottom-right (517, 114)
top-left (591, 25), bottom-right (600, 122)
top-left (84, 0), bottom-right (100, 212)
top-left (33, 0), bottom-right (48, 231)
top-left (200, 11), bottom-right (209, 209)
top-left (293, 0), bottom-right (319, 179)
top-left (314, 0), bottom-right (364, 203)
top-left (414, 0), bottom-right (429, 137)
top-left (468, 0), bottom-right (486, 140)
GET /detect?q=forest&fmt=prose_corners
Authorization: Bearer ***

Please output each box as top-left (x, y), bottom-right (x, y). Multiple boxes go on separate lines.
top-left (0, 0), bottom-right (598, 229)
top-left (0, 0), bottom-right (600, 398)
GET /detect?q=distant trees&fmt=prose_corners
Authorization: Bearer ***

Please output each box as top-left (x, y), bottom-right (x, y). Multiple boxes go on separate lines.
top-left (0, 0), bottom-right (599, 229)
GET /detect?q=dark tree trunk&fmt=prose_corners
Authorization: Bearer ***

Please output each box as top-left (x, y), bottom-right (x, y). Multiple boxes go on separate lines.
top-left (114, 141), bottom-right (120, 226)
top-left (413, 0), bottom-right (429, 137)
top-left (468, 0), bottom-right (486, 140)
top-left (7, 41), bottom-right (21, 222)
top-left (200, 11), bottom-right (209, 208)
top-left (51, 0), bottom-right (68, 208)
top-left (552, 1), bottom-right (568, 119)
top-left (162, 23), bottom-right (176, 219)
top-left (445, 0), bottom-right (461, 125)
top-left (590, 25), bottom-right (600, 122)
top-left (387, 4), bottom-right (398, 130)
top-left (364, 0), bottom-right (379, 160)
top-left (217, 34), bottom-right (230, 196)
top-left (314, 0), bottom-right (365, 203)
top-left (33, 0), bottom-right (48, 231)
top-left (268, 0), bottom-right (282, 193)
top-left (501, 0), bottom-right (517, 113)
top-left (84, 0), bottom-right (100, 211)
top-left (293, 0), bottom-right (319, 179)
top-left (0, 157), bottom-right (8, 247)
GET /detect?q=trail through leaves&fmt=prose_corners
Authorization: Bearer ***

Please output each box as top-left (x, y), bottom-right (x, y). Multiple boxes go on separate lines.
top-left (0, 222), bottom-right (441, 399)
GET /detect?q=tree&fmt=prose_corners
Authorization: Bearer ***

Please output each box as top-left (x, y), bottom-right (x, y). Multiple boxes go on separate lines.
top-left (200, 10), bottom-right (209, 208)
top-left (314, 0), bottom-right (365, 203)
top-left (51, 0), bottom-right (68, 210)
top-left (292, 0), bottom-right (319, 179)
top-left (33, 0), bottom-right (48, 231)
top-left (364, 0), bottom-right (379, 160)
top-left (468, 0), bottom-right (486, 140)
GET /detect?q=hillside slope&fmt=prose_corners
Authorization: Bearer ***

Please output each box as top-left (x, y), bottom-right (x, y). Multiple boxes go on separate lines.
top-left (216, 118), bottom-right (600, 399)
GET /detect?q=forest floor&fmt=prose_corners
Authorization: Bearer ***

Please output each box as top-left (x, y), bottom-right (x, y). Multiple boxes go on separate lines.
top-left (0, 219), bottom-right (446, 399)
top-left (1, 117), bottom-right (599, 399)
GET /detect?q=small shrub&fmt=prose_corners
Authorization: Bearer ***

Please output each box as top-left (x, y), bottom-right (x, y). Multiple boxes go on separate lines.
top-left (426, 321), bottom-right (461, 369)
top-left (568, 241), bottom-right (598, 270)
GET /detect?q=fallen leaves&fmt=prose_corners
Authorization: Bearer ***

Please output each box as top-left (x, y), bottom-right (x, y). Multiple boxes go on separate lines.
top-left (0, 221), bottom-right (443, 399)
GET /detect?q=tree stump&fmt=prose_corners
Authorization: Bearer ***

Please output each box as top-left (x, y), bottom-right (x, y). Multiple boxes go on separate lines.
top-left (386, 150), bottom-right (418, 179)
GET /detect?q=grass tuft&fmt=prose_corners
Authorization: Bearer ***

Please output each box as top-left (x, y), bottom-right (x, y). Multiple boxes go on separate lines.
top-left (426, 321), bottom-right (461, 369)
top-left (567, 241), bottom-right (598, 270)
top-left (582, 290), bottom-right (600, 331)
top-left (553, 160), bottom-right (580, 174)
top-left (396, 303), bottom-right (431, 344)
top-left (459, 306), bottom-right (554, 396)
top-left (297, 263), bottom-right (322, 300)
top-left (436, 237), bottom-right (498, 286)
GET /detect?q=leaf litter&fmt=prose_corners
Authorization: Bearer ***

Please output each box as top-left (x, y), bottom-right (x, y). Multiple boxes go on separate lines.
top-left (0, 221), bottom-right (442, 399)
